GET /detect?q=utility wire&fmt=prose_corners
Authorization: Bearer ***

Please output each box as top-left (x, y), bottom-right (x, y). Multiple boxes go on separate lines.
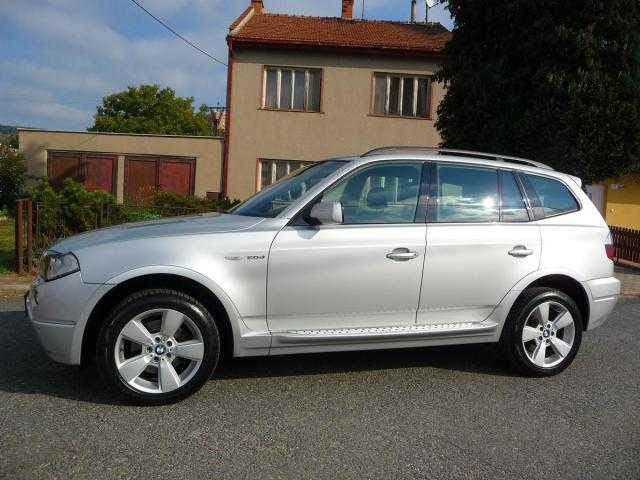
top-left (127, 0), bottom-right (228, 67)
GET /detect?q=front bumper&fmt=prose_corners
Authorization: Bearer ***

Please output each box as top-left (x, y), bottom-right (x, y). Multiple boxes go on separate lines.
top-left (585, 276), bottom-right (621, 330)
top-left (25, 272), bottom-right (103, 365)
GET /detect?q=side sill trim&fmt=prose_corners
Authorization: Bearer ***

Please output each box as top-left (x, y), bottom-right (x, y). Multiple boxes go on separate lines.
top-left (272, 322), bottom-right (498, 345)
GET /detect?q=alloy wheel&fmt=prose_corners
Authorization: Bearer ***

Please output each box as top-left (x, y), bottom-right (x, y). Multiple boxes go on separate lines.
top-left (521, 301), bottom-right (576, 368)
top-left (114, 308), bottom-right (205, 394)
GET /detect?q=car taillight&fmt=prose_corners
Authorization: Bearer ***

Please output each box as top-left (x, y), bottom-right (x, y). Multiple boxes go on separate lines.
top-left (605, 232), bottom-right (615, 261)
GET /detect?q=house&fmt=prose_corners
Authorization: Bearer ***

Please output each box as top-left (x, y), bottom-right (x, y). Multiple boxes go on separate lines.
top-left (18, 0), bottom-right (452, 202)
top-left (223, 0), bottom-right (451, 199)
top-left (18, 130), bottom-right (224, 202)
top-left (587, 174), bottom-right (640, 229)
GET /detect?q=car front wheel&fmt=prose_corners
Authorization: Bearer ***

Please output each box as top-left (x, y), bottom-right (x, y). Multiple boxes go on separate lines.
top-left (500, 287), bottom-right (583, 376)
top-left (96, 289), bottom-right (220, 404)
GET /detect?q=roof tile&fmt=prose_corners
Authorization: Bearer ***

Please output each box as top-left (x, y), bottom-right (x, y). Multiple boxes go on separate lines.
top-left (229, 13), bottom-right (451, 55)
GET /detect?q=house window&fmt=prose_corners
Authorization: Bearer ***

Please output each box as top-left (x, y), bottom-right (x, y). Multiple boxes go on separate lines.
top-left (373, 73), bottom-right (431, 118)
top-left (263, 67), bottom-right (322, 112)
top-left (259, 159), bottom-right (314, 190)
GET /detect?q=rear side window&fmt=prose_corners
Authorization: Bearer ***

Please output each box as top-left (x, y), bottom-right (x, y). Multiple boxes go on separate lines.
top-left (434, 165), bottom-right (499, 223)
top-left (525, 174), bottom-right (579, 218)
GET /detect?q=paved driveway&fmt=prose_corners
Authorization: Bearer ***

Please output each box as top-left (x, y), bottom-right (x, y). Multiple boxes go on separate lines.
top-left (0, 298), bottom-right (638, 480)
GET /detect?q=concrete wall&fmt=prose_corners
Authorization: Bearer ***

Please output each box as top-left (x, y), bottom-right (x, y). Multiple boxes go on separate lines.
top-left (18, 129), bottom-right (223, 201)
top-left (226, 48), bottom-right (446, 200)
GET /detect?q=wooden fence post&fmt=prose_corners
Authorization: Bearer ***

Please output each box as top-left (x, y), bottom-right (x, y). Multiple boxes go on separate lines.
top-left (15, 199), bottom-right (24, 274)
top-left (26, 199), bottom-right (33, 272)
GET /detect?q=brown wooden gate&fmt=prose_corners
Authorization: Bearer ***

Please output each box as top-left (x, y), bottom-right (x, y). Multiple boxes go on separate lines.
top-left (124, 156), bottom-right (195, 202)
top-left (48, 151), bottom-right (116, 193)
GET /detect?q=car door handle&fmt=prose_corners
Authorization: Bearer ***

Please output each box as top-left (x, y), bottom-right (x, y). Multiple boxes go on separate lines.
top-left (386, 248), bottom-right (419, 261)
top-left (508, 245), bottom-right (534, 257)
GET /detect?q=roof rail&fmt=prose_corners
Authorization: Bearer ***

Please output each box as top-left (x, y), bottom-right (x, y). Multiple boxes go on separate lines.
top-left (361, 146), bottom-right (553, 170)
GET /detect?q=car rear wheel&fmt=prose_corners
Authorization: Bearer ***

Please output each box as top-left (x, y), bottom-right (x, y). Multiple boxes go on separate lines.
top-left (500, 287), bottom-right (583, 376)
top-left (97, 289), bottom-right (220, 404)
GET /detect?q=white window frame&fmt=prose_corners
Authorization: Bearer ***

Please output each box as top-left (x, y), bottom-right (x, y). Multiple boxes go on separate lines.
top-left (374, 73), bottom-right (431, 118)
top-left (262, 67), bottom-right (322, 112)
top-left (257, 159), bottom-right (314, 191)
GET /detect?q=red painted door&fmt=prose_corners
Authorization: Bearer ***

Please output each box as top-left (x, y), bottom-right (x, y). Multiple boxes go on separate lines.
top-left (124, 157), bottom-right (157, 202)
top-left (48, 152), bottom-right (81, 189)
top-left (48, 151), bottom-right (115, 193)
top-left (83, 154), bottom-right (115, 193)
top-left (158, 160), bottom-right (193, 195)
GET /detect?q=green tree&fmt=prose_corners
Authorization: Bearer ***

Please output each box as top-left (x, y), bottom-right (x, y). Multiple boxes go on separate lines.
top-left (435, 0), bottom-right (640, 184)
top-left (89, 85), bottom-right (212, 136)
top-left (0, 133), bottom-right (18, 149)
top-left (0, 145), bottom-right (26, 212)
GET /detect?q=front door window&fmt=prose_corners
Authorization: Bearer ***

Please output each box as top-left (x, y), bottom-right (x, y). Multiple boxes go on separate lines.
top-left (319, 162), bottom-right (423, 224)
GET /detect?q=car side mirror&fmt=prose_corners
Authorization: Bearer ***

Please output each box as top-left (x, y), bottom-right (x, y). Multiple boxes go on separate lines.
top-left (308, 201), bottom-right (343, 225)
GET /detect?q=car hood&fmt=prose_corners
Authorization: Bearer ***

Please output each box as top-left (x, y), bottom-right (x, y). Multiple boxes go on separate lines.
top-left (50, 213), bottom-right (265, 253)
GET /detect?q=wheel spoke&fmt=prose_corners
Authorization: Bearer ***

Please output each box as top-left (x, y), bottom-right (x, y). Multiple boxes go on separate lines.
top-left (121, 320), bottom-right (155, 347)
top-left (159, 359), bottom-right (181, 393)
top-left (118, 354), bottom-right (152, 383)
top-left (522, 326), bottom-right (540, 342)
top-left (532, 342), bottom-right (547, 366)
top-left (174, 340), bottom-right (205, 361)
top-left (537, 303), bottom-right (550, 324)
top-left (161, 310), bottom-right (185, 338)
top-left (554, 311), bottom-right (573, 330)
top-left (550, 337), bottom-right (571, 357)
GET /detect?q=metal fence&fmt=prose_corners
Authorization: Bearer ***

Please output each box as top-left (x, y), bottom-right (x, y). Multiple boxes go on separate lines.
top-left (15, 198), bottom-right (218, 273)
top-left (610, 226), bottom-right (640, 264)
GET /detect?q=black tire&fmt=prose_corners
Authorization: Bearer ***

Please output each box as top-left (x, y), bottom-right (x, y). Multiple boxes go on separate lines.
top-left (96, 289), bottom-right (220, 405)
top-left (500, 287), bottom-right (583, 377)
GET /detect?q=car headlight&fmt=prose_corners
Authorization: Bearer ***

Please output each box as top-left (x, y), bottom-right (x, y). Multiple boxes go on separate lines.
top-left (40, 251), bottom-right (80, 281)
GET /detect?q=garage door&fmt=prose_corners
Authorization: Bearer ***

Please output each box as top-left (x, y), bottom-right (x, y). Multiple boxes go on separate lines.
top-left (124, 156), bottom-right (195, 202)
top-left (48, 151), bottom-right (116, 193)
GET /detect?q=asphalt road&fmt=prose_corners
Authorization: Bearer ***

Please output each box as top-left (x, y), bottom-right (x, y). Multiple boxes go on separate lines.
top-left (0, 298), bottom-right (638, 480)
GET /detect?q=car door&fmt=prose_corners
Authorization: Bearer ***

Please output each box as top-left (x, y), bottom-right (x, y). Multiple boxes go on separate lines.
top-left (418, 164), bottom-right (541, 324)
top-left (267, 161), bottom-right (428, 332)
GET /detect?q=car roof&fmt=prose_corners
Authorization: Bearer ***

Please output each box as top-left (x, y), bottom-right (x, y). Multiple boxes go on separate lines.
top-left (362, 147), bottom-right (553, 170)
top-left (329, 148), bottom-right (581, 187)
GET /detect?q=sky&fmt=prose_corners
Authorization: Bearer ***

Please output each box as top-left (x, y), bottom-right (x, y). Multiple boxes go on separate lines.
top-left (0, 0), bottom-right (453, 131)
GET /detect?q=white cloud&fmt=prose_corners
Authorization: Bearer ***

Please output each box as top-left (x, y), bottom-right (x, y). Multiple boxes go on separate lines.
top-left (1, 60), bottom-right (116, 95)
top-left (0, 87), bottom-right (91, 125)
top-left (9, 6), bottom-right (129, 62)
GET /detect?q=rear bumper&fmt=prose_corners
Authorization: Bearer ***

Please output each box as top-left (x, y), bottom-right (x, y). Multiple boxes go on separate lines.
top-left (585, 277), bottom-right (621, 330)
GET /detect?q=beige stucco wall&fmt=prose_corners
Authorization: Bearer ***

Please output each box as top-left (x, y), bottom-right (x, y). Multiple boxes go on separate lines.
top-left (18, 129), bottom-right (223, 201)
top-left (226, 48), bottom-right (446, 200)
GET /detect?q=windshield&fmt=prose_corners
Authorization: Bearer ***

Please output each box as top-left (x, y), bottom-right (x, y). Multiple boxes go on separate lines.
top-left (232, 160), bottom-right (347, 218)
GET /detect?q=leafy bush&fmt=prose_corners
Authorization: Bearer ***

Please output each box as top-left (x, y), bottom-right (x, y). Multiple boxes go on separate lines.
top-left (0, 146), bottom-right (26, 213)
top-left (29, 178), bottom-right (239, 248)
top-left (147, 191), bottom-right (239, 215)
top-left (31, 178), bottom-right (118, 239)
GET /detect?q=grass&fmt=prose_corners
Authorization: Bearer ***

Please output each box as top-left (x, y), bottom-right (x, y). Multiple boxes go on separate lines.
top-left (0, 218), bottom-right (15, 274)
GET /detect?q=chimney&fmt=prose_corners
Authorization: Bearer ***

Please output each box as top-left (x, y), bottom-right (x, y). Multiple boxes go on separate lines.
top-left (251, 0), bottom-right (264, 14)
top-left (341, 0), bottom-right (354, 20)
top-left (410, 0), bottom-right (417, 22)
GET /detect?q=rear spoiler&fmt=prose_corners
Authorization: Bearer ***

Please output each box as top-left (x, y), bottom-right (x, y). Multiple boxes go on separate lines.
top-left (568, 175), bottom-right (582, 188)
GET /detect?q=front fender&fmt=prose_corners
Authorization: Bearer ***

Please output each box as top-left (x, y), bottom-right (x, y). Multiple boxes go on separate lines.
top-left (71, 265), bottom-right (269, 364)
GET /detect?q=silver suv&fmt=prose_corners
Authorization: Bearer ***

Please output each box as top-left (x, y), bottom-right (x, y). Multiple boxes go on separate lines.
top-left (26, 148), bottom-right (621, 404)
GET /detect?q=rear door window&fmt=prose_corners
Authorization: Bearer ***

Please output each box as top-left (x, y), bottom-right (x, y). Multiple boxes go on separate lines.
top-left (525, 174), bottom-right (579, 218)
top-left (434, 165), bottom-right (499, 223)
